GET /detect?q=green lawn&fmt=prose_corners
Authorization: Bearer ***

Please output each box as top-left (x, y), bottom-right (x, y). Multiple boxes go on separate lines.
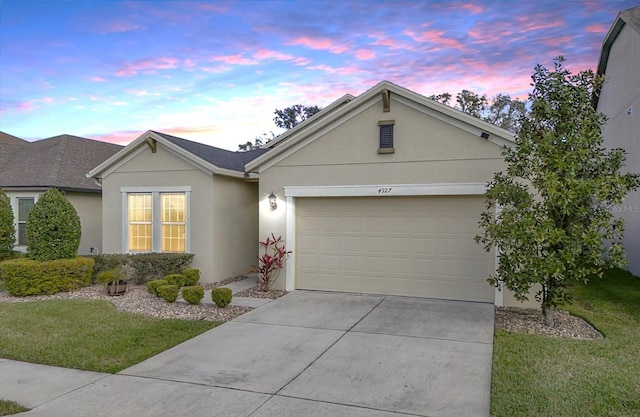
top-left (491, 268), bottom-right (640, 417)
top-left (0, 400), bottom-right (29, 416)
top-left (0, 299), bottom-right (219, 373)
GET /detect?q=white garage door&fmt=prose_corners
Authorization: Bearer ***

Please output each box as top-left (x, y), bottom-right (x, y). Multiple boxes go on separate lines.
top-left (295, 196), bottom-right (494, 302)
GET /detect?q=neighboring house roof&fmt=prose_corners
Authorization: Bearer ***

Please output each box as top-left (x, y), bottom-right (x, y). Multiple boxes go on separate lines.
top-left (0, 134), bottom-right (122, 193)
top-left (246, 80), bottom-right (515, 173)
top-left (88, 130), bottom-right (269, 180)
top-left (0, 131), bottom-right (26, 145)
top-left (595, 5), bottom-right (640, 106)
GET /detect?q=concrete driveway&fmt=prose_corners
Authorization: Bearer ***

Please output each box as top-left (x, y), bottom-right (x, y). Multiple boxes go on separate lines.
top-left (8, 291), bottom-right (494, 417)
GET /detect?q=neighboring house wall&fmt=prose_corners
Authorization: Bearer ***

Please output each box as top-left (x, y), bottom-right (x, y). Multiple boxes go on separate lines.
top-left (598, 23), bottom-right (640, 275)
top-left (101, 143), bottom-right (257, 282)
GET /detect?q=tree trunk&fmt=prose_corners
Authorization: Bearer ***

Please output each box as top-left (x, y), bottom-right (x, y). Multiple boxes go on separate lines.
top-left (542, 304), bottom-right (554, 327)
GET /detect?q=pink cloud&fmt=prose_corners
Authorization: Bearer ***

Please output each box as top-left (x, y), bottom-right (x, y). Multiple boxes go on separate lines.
top-left (516, 15), bottom-right (565, 32)
top-left (115, 57), bottom-right (179, 76)
top-left (586, 24), bottom-right (608, 33)
top-left (287, 36), bottom-right (349, 54)
top-left (253, 49), bottom-right (294, 61)
top-left (305, 64), bottom-right (364, 75)
top-left (98, 21), bottom-right (145, 34)
top-left (404, 29), bottom-right (464, 49)
top-left (293, 57), bottom-right (311, 66)
top-left (450, 3), bottom-right (485, 14)
top-left (197, 3), bottom-right (228, 13)
top-left (91, 76), bottom-right (107, 82)
top-left (211, 54), bottom-right (256, 65)
top-left (355, 49), bottom-right (375, 60)
top-left (91, 130), bottom-right (143, 145)
top-left (541, 35), bottom-right (573, 47)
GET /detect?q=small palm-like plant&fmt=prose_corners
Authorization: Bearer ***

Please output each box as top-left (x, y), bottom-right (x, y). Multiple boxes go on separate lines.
top-left (257, 233), bottom-right (291, 291)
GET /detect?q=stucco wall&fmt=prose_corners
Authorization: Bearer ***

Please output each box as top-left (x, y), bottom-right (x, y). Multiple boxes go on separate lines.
top-left (598, 24), bottom-right (640, 276)
top-left (66, 192), bottom-right (102, 256)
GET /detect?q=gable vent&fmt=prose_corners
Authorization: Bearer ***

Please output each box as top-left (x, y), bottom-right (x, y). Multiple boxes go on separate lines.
top-left (378, 120), bottom-right (395, 154)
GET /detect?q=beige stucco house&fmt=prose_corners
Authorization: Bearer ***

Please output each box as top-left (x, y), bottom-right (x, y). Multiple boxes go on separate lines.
top-left (0, 134), bottom-right (122, 255)
top-left (596, 5), bottom-right (640, 276)
top-left (247, 80), bottom-right (530, 307)
top-left (88, 131), bottom-right (267, 283)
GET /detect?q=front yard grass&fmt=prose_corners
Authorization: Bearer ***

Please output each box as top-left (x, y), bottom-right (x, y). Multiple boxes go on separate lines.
top-left (0, 399), bottom-right (29, 416)
top-left (491, 268), bottom-right (640, 417)
top-left (0, 299), bottom-right (219, 373)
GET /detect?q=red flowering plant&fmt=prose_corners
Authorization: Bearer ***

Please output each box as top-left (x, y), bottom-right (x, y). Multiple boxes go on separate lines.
top-left (257, 233), bottom-right (292, 291)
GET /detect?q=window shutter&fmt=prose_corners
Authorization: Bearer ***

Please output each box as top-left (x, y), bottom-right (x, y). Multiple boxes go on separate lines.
top-left (380, 124), bottom-right (393, 148)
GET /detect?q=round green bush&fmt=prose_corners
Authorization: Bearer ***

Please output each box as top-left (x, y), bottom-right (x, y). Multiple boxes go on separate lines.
top-left (1, 257), bottom-right (94, 296)
top-left (147, 279), bottom-right (168, 296)
top-left (182, 286), bottom-right (204, 305)
top-left (163, 273), bottom-right (186, 287)
top-left (181, 268), bottom-right (200, 286)
top-left (26, 188), bottom-right (81, 261)
top-left (0, 189), bottom-right (15, 260)
top-left (157, 284), bottom-right (179, 303)
top-left (211, 287), bottom-right (232, 308)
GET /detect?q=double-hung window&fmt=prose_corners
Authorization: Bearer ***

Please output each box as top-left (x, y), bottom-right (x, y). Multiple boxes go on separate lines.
top-left (123, 187), bottom-right (190, 253)
top-left (17, 197), bottom-right (35, 246)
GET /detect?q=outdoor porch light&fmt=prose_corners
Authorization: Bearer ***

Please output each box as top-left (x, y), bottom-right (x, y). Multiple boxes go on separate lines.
top-left (268, 192), bottom-right (278, 210)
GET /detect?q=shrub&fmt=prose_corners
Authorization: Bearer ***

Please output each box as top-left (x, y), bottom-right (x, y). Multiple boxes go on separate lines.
top-left (147, 279), bottom-right (168, 296)
top-left (90, 254), bottom-right (127, 281)
top-left (95, 267), bottom-right (124, 285)
top-left (0, 189), bottom-right (15, 260)
top-left (87, 253), bottom-right (194, 284)
top-left (157, 284), bottom-right (179, 303)
top-left (182, 286), bottom-right (204, 305)
top-left (211, 287), bottom-right (232, 308)
top-left (181, 268), bottom-right (200, 286)
top-left (26, 188), bottom-right (81, 261)
top-left (257, 233), bottom-right (292, 291)
top-left (1, 257), bottom-right (94, 296)
top-left (164, 274), bottom-right (186, 287)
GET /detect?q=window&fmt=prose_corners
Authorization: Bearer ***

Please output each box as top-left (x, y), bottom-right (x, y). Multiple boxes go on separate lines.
top-left (123, 187), bottom-right (190, 253)
top-left (17, 197), bottom-right (35, 246)
top-left (378, 120), bottom-right (395, 154)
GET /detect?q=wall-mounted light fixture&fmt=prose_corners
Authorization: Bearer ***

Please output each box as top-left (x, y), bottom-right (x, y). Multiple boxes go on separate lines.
top-left (268, 192), bottom-right (278, 210)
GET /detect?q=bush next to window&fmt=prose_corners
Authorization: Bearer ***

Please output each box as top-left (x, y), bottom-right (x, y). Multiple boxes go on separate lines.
top-left (182, 286), bottom-right (204, 305)
top-left (157, 284), bottom-right (179, 303)
top-left (211, 287), bottom-right (232, 308)
top-left (26, 188), bottom-right (81, 261)
top-left (0, 189), bottom-right (15, 260)
top-left (123, 253), bottom-right (195, 284)
top-left (147, 279), bottom-right (168, 296)
top-left (90, 254), bottom-right (128, 281)
top-left (181, 268), bottom-right (200, 286)
top-left (0, 257), bottom-right (94, 296)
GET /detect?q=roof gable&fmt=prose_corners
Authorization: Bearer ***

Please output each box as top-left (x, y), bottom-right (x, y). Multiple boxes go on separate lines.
top-left (0, 131), bottom-right (27, 145)
top-left (0, 134), bottom-right (122, 192)
top-left (246, 80), bottom-right (514, 173)
top-left (88, 130), bottom-right (268, 180)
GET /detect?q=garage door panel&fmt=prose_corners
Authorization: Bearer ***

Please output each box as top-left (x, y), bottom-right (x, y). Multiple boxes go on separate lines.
top-left (295, 196), bottom-right (494, 302)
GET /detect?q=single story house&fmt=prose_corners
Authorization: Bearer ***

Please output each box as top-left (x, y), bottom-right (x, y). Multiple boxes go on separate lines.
top-left (0, 134), bottom-right (122, 255)
top-left (596, 5), bottom-right (640, 276)
top-left (90, 81), bottom-right (534, 307)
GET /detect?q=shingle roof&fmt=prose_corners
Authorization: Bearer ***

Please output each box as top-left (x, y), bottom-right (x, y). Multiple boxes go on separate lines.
top-left (152, 131), bottom-right (270, 171)
top-left (0, 131), bottom-right (26, 145)
top-left (0, 134), bottom-right (122, 192)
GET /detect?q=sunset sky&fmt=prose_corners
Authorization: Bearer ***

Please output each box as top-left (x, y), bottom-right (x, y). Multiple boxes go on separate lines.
top-left (0, 0), bottom-right (636, 150)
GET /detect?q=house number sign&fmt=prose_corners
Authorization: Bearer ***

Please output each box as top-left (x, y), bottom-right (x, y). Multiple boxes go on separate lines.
top-left (378, 187), bottom-right (393, 194)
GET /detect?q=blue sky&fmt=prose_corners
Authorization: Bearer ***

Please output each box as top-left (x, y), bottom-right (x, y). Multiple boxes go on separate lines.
top-left (0, 0), bottom-right (636, 150)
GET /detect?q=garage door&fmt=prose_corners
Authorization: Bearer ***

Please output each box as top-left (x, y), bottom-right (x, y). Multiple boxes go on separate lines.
top-left (295, 196), bottom-right (494, 302)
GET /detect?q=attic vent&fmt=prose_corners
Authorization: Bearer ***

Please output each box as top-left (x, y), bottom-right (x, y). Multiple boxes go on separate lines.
top-left (480, 132), bottom-right (490, 140)
top-left (378, 120), bottom-right (395, 154)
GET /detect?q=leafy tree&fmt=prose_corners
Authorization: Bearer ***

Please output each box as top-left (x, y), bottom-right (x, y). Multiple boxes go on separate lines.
top-left (475, 57), bottom-right (640, 326)
top-left (485, 93), bottom-right (526, 132)
top-left (0, 189), bottom-right (15, 259)
top-left (26, 188), bottom-right (81, 261)
top-left (427, 93), bottom-right (452, 106)
top-left (456, 89), bottom-right (488, 118)
top-left (238, 131), bottom-right (276, 151)
top-left (273, 104), bottom-right (321, 130)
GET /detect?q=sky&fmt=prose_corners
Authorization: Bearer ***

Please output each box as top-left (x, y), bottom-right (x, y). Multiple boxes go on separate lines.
top-left (0, 0), bottom-right (637, 150)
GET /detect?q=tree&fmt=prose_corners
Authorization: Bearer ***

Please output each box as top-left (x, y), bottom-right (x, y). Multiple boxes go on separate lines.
top-left (273, 104), bottom-right (321, 130)
top-left (238, 131), bottom-right (275, 151)
top-left (485, 93), bottom-right (527, 132)
top-left (0, 189), bottom-right (15, 260)
top-left (475, 57), bottom-right (640, 326)
top-left (26, 188), bottom-right (81, 261)
top-left (427, 93), bottom-right (452, 106)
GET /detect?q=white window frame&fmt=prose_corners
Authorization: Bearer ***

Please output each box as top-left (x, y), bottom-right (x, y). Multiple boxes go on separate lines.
top-left (9, 193), bottom-right (40, 250)
top-left (121, 186), bottom-right (191, 253)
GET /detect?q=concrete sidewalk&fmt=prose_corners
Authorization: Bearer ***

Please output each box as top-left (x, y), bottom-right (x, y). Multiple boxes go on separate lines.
top-left (1, 291), bottom-right (494, 417)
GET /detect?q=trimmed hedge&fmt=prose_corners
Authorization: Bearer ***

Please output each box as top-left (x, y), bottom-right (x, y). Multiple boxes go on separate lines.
top-left (147, 279), bottom-right (168, 296)
top-left (157, 284), bottom-right (179, 303)
top-left (0, 189), bottom-right (15, 259)
top-left (0, 257), bottom-right (94, 296)
top-left (181, 268), bottom-right (200, 286)
top-left (182, 286), bottom-right (204, 305)
top-left (211, 287), bottom-right (232, 308)
top-left (26, 188), bottom-right (81, 261)
top-left (89, 253), bottom-right (194, 284)
top-left (164, 274), bottom-right (186, 287)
